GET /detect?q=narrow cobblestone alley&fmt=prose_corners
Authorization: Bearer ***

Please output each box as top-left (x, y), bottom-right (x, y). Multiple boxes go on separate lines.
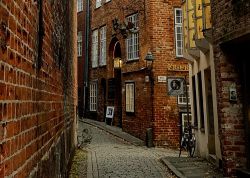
top-left (77, 120), bottom-right (178, 178)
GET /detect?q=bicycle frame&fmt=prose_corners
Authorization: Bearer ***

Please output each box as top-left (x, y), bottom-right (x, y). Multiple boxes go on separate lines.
top-left (179, 124), bottom-right (196, 157)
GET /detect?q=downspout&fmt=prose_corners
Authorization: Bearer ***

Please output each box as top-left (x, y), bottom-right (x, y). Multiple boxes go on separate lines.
top-left (37, 0), bottom-right (44, 69)
top-left (83, 0), bottom-right (90, 116)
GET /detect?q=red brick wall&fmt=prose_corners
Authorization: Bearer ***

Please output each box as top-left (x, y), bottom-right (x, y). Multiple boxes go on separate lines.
top-left (77, 2), bottom-right (87, 117)
top-left (211, 0), bottom-right (250, 176)
top-left (88, 0), bottom-right (188, 147)
top-left (122, 71), bottom-right (152, 141)
top-left (0, 1), bottom-right (77, 177)
top-left (146, 0), bottom-right (188, 147)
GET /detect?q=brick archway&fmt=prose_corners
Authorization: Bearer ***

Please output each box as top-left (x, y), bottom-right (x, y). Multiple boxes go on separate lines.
top-left (108, 37), bottom-right (123, 127)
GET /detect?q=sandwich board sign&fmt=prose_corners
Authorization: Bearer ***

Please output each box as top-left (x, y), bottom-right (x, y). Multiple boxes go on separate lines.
top-left (105, 106), bottom-right (114, 125)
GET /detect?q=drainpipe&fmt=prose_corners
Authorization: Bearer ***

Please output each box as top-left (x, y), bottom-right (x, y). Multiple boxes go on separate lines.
top-left (83, 0), bottom-right (90, 117)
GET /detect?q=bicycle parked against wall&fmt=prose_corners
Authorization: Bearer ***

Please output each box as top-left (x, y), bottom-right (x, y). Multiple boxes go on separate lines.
top-left (179, 124), bottom-right (196, 157)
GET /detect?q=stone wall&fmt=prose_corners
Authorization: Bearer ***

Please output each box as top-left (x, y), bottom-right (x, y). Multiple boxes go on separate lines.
top-left (0, 0), bottom-right (77, 177)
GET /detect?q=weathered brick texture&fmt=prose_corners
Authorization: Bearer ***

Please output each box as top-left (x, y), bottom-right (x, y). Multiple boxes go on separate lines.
top-left (0, 1), bottom-right (77, 177)
top-left (77, 1), bottom-right (87, 117)
top-left (211, 0), bottom-right (250, 176)
top-left (88, 0), bottom-right (188, 147)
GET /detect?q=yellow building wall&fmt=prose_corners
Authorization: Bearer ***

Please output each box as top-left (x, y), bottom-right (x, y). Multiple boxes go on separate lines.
top-left (182, 0), bottom-right (196, 49)
top-left (182, 0), bottom-right (211, 48)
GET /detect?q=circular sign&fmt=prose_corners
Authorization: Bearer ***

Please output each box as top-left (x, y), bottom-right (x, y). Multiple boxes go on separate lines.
top-left (170, 80), bottom-right (181, 90)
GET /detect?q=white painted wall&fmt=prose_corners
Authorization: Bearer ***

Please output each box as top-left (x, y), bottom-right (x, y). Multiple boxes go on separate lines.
top-left (189, 45), bottom-right (221, 165)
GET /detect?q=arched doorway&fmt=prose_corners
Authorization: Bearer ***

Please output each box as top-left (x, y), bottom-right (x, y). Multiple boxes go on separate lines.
top-left (109, 38), bottom-right (122, 128)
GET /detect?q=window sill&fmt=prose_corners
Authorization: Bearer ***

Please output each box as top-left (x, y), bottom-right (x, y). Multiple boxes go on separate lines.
top-left (175, 56), bottom-right (184, 59)
top-left (126, 112), bottom-right (135, 116)
top-left (126, 58), bottom-right (139, 63)
top-left (95, 6), bottom-right (101, 10)
top-left (104, 1), bottom-right (111, 4)
top-left (99, 64), bottom-right (107, 68)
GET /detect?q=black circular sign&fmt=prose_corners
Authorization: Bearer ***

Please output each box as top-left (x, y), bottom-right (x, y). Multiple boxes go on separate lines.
top-left (170, 80), bottom-right (181, 90)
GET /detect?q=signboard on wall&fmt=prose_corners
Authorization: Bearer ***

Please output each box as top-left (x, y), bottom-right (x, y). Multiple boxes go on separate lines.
top-left (167, 77), bottom-right (184, 96)
top-left (106, 106), bottom-right (115, 119)
top-left (167, 64), bottom-right (189, 71)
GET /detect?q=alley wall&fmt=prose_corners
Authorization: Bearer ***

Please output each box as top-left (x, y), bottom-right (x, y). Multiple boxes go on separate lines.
top-left (211, 0), bottom-right (250, 176)
top-left (0, 0), bottom-right (77, 177)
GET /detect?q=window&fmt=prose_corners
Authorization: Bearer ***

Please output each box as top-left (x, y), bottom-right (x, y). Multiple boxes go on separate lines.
top-left (89, 82), bottom-right (98, 111)
top-left (181, 113), bottom-right (192, 132)
top-left (106, 0), bottom-right (111, 2)
top-left (126, 13), bottom-right (139, 61)
top-left (77, 0), bottom-right (83, 12)
top-left (125, 83), bottom-right (135, 113)
top-left (174, 8), bottom-right (183, 57)
top-left (91, 30), bottom-right (98, 68)
top-left (99, 26), bottom-right (106, 66)
top-left (178, 85), bottom-right (190, 105)
top-left (77, 31), bottom-right (82, 57)
top-left (96, 0), bottom-right (101, 8)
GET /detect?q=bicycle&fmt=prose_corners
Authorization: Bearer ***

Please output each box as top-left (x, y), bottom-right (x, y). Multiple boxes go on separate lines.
top-left (77, 128), bottom-right (92, 148)
top-left (179, 124), bottom-right (196, 157)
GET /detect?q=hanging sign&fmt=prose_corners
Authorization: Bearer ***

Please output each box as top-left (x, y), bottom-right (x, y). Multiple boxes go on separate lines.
top-left (167, 77), bottom-right (184, 96)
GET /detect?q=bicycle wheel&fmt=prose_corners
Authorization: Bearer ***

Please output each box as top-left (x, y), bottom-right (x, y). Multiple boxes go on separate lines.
top-left (188, 135), bottom-right (196, 157)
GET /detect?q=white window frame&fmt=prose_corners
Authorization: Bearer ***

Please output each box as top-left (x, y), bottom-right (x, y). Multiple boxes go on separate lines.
top-left (99, 26), bottom-right (106, 66)
top-left (89, 81), bottom-right (98, 111)
top-left (77, 31), bottom-right (82, 57)
top-left (106, 0), bottom-right (111, 2)
top-left (126, 13), bottom-right (139, 61)
top-left (77, 0), bottom-right (83, 12)
top-left (174, 8), bottom-right (183, 57)
top-left (178, 85), bottom-right (190, 105)
top-left (96, 0), bottom-right (101, 8)
top-left (125, 83), bottom-right (135, 113)
top-left (181, 113), bottom-right (192, 132)
top-left (91, 30), bottom-right (98, 68)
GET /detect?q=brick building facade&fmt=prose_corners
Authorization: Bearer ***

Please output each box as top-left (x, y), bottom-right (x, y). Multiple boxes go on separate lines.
top-left (86, 0), bottom-right (189, 147)
top-left (0, 1), bottom-right (77, 177)
top-left (77, 0), bottom-right (87, 117)
top-left (211, 0), bottom-right (250, 176)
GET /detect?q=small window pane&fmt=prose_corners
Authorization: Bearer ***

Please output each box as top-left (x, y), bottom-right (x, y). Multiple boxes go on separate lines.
top-left (175, 9), bottom-right (183, 57)
top-left (99, 26), bottom-right (107, 66)
top-left (178, 85), bottom-right (191, 105)
top-left (126, 13), bottom-right (139, 61)
top-left (77, 31), bottom-right (82, 57)
top-left (89, 82), bottom-right (98, 111)
top-left (92, 30), bottom-right (98, 68)
top-left (126, 83), bottom-right (135, 112)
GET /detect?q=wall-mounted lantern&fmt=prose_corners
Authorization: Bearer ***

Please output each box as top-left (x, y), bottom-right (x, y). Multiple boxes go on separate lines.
top-left (144, 51), bottom-right (154, 70)
top-left (144, 52), bottom-right (155, 88)
top-left (114, 57), bottom-right (122, 69)
top-left (112, 18), bottom-right (139, 39)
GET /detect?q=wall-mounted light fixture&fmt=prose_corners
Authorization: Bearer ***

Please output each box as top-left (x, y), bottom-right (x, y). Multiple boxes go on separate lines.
top-left (144, 51), bottom-right (155, 88)
top-left (114, 57), bottom-right (122, 69)
top-left (144, 51), bottom-right (154, 70)
top-left (112, 18), bottom-right (139, 39)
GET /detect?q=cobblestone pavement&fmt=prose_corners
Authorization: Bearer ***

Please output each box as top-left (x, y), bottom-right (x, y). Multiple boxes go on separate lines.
top-left (78, 121), bottom-right (178, 178)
